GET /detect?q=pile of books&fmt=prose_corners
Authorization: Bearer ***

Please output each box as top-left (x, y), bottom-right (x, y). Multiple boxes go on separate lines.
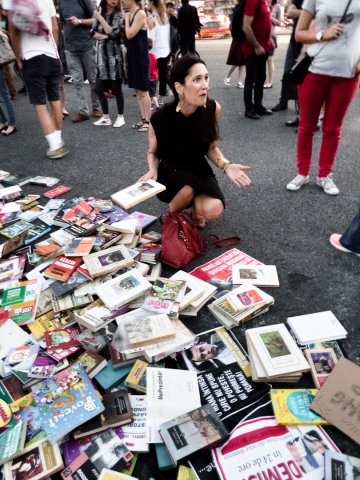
top-left (0, 171), bottom-right (356, 480)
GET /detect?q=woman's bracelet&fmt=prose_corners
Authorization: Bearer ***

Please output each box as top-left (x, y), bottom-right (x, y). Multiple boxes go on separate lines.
top-left (212, 156), bottom-right (231, 173)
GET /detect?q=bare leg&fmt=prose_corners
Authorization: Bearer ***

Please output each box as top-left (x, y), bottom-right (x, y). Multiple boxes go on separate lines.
top-left (34, 104), bottom-right (56, 135)
top-left (49, 100), bottom-right (63, 131)
top-left (192, 195), bottom-right (223, 228)
top-left (265, 57), bottom-right (274, 86)
top-left (226, 65), bottom-right (236, 78)
top-left (136, 90), bottom-right (151, 122)
top-left (169, 186), bottom-right (195, 212)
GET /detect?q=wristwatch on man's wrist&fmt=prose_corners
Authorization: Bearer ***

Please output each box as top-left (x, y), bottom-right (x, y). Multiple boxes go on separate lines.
top-left (78, 19), bottom-right (82, 25)
top-left (315, 30), bottom-right (324, 41)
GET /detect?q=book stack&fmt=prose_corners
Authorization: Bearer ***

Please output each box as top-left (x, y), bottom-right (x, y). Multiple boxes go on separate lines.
top-left (245, 324), bottom-right (311, 382)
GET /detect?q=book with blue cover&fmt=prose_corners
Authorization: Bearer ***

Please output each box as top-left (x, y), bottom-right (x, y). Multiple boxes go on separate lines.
top-left (31, 364), bottom-right (104, 443)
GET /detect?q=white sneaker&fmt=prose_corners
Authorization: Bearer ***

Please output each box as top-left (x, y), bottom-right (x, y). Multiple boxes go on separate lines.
top-left (93, 117), bottom-right (112, 126)
top-left (237, 82), bottom-right (244, 88)
top-left (113, 116), bottom-right (125, 128)
top-left (224, 77), bottom-right (231, 86)
top-left (286, 174), bottom-right (309, 191)
top-left (316, 174), bottom-right (339, 195)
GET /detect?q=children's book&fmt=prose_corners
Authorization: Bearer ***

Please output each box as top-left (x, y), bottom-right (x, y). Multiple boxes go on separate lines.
top-left (159, 405), bottom-right (229, 467)
top-left (73, 390), bottom-right (133, 438)
top-left (111, 180), bottom-right (166, 209)
top-left (270, 389), bottom-right (329, 425)
top-left (45, 325), bottom-right (82, 351)
top-left (31, 364), bottom-right (105, 443)
top-left (9, 393), bottom-right (46, 446)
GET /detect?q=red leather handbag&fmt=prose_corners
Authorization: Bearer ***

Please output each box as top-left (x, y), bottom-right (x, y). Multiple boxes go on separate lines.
top-left (161, 212), bottom-right (203, 269)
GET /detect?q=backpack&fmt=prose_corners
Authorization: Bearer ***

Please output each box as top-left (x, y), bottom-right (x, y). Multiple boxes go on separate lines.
top-left (230, 0), bottom-right (246, 42)
top-left (12, 0), bottom-right (50, 38)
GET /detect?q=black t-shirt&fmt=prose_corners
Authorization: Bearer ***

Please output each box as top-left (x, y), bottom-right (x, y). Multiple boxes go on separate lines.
top-left (290, 0), bottom-right (303, 42)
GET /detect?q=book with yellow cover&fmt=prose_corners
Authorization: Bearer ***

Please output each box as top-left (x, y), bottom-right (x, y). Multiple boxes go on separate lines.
top-left (270, 388), bottom-right (329, 425)
top-left (124, 359), bottom-right (148, 393)
top-left (99, 469), bottom-right (138, 480)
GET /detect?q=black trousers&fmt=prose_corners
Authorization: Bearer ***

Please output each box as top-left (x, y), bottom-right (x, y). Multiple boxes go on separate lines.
top-left (243, 54), bottom-right (267, 113)
top-left (95, 78), bottom-right (124, 115)
top-left (157, 55), bottom-right (171, 97)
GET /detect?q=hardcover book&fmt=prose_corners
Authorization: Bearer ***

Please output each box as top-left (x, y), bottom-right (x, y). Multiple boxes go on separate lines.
top-left (231, 264), bottom-right (279, 287)
top-left (73, 390), bottom-right (133, 439)
top-left (3, 438), bottom-right (64, 480)
top-left (270, 389), bottom-right (329, 425)
top-left (111, 180), bottom-right (166, 209)
top-left (304, 348), bottom-right (338, 388)
top-left (31, 364), bottom-right (105, 443)
top-left (71, 351), bottom-right (107, 379)
top-left (159, 405), bottom-right (229, 467)
top-left (83, 244), bottom-right (133, 278)
top-left (44, 256), bottom-right (82, 282)
top-left (95, 270), bottom-right (152, 311)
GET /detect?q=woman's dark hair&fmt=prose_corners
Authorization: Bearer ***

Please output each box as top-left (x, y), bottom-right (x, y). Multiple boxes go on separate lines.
top-left (100, 0), bottom-right (121, 12)
top-left (169, 54), bottom-right (219, 142)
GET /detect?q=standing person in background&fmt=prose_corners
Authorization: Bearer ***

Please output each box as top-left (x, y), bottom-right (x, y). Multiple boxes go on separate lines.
top-left (272, 0), bottom-right (303, 119)
top-left (177, 0), bottom-right (201, 56)
top-left (264, 0), bottom-right (281, 88)
top-left (224, 0), bottom-right (246, 88)
top-left (148, 38), bottom-right (159, 111)
top-left (5, 0), bottom-right (67, 157)
top-left (286, 0), bottom-right (360, 195)
top-left (59, 0), bottom-right (102, 123)
top-left (0, 30), bottom-right (17, 135)
top-left (124, 0), bottom-right (151, 132)
top-left (147, 0), bottom-right (171, 105)
top-left (92, 0), bottom-right (126, 128)
top-left (242, 0), bottom-right (273, 119)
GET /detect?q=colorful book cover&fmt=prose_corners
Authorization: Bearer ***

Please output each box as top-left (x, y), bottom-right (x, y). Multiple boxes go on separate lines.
top-left (0, 420), bottom-right (26, 466)
top-left (127, 211), bottom-right (157, 229)
top-left (270, 389), bottom-right (329, 425)
top-left (9, 393), bottom-right (46, 446)
top-left (0, 279), bottom-right (41, 325)
top-left (44, 185), bottom-right (72, 198)
top-left (45, 325), bottom-right (82, 351)
top-left (31, 365), bottom-right (105, 443)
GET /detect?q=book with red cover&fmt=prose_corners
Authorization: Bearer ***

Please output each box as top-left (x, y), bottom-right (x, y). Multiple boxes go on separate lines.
top-left (44, 185), bottom-right (72, 198)
top-left (45, 325), bottom-right (82, 351)
top-left (43, 256), bottom-right (82, 281)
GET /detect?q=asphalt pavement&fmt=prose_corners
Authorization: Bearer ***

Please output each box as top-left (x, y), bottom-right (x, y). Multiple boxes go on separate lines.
top-left (1, 37), bottom-right (360, 454)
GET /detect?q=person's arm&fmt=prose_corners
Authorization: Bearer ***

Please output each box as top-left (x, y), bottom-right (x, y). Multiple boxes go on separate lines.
top-left (295, 8), bottom-right (343, 44)
top-left (243, 14), bottom-right (265, 55)
top-left (138, 124), bottom-right (159, 182)
top-left (7, 10), bottom-right (22, 68)
top-left (125, 9), bottom-right (146, 39)
top-left (286, 1), bottom-right (301, 20)
top-left (51, 16), bottom-right (59, 46)
top-left (92, 9), bottom-right (113, 34)
top-left (207, 103), bottom-right (251, 188)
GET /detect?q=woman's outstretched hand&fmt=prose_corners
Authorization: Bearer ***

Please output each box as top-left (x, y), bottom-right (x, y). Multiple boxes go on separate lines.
top-left (225, 164), bottom-right (251, 187)
top-left (137, 170), bottom-right (158, 183)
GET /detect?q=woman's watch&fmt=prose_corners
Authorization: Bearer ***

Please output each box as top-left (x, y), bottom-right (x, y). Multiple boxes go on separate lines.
top-left (315, 30), bottom-right (324, 41)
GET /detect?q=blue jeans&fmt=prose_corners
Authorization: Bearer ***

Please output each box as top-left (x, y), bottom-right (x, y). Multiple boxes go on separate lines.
top-left (340, 205), bottom-right (360, 254)
top-left (0, 66), bottom-right (16, 126)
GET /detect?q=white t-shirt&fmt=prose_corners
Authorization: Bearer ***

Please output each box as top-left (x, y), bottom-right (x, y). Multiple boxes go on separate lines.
top-left (304, 0), bottom-right (360, 78)
top-left (3, 0), bottom-right (58, 60)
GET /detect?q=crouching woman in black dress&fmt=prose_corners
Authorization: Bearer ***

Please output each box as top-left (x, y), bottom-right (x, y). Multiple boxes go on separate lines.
top-left (138, 55), bottom-right (251, 228)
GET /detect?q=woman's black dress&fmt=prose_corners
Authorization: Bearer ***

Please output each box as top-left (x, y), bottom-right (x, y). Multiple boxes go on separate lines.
top-left (150, 99), bottom-right (226, 207)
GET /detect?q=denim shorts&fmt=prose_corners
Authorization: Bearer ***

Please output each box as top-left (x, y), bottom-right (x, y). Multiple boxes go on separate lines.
top-left (22, 54), bottom-right (62, 105)
top-left (149, 79), bottom-right (158, 98)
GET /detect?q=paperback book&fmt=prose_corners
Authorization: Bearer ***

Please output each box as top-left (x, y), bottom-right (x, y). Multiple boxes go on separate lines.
top-left (0, 420), bottom-right (27, 466)
top-left (159, 405), bottom-right (229, 467)
top-left (143, 278), bottom-right (185, 315)
top-left (83, 244), bottom-right (133, 278)
top-left (304, 348), bottom-right (338, 388)
top-left (71, 350), bottom-right (107, 378)
top-left (44, 256), bottom-right (82, 282)
top-left (270, 389), bottom-right (329, 425)
top-left (232, 264), bottom-right (279, 286)
top-left (111, 180), bottom-right (166, 209)
top-left (127, 211), bottom-right (157, 229)
top-left (73, 390), bottom-right (133, 438)
top-left (121, 394), bottom-right (149, 453)
top-left (225, 284), bottom-right (268, 312)
top-left (0, 279), bottom-right (41, 325)
top-left (287, 311), bottom-right (347, 345)
top-left (65, 237), bottom-right (96, 256)
top-left (95, 269), bottom-right (152, 311)
top-left (31, 364), bottom-right (105, 443)
top-left (124, 359), bottom-right (148, 393)
top-left (324, 450), bottom-right (360, 480)
top-left (45, 325), bottom-right (82, 351)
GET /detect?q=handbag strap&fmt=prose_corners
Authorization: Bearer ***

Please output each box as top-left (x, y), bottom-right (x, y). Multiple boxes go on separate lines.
top-left (204, 234), bottom-right (241, 248)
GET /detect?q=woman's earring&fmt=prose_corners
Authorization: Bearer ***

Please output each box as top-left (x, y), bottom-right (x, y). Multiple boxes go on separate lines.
top-left (176, 92), bottom-right (184, 113)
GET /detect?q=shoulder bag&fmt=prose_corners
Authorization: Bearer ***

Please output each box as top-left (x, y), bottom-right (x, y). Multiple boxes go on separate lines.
top-left (287, 0), bottom-right (352, 85)
top-left (0, 32), bottom-right (15, 66)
